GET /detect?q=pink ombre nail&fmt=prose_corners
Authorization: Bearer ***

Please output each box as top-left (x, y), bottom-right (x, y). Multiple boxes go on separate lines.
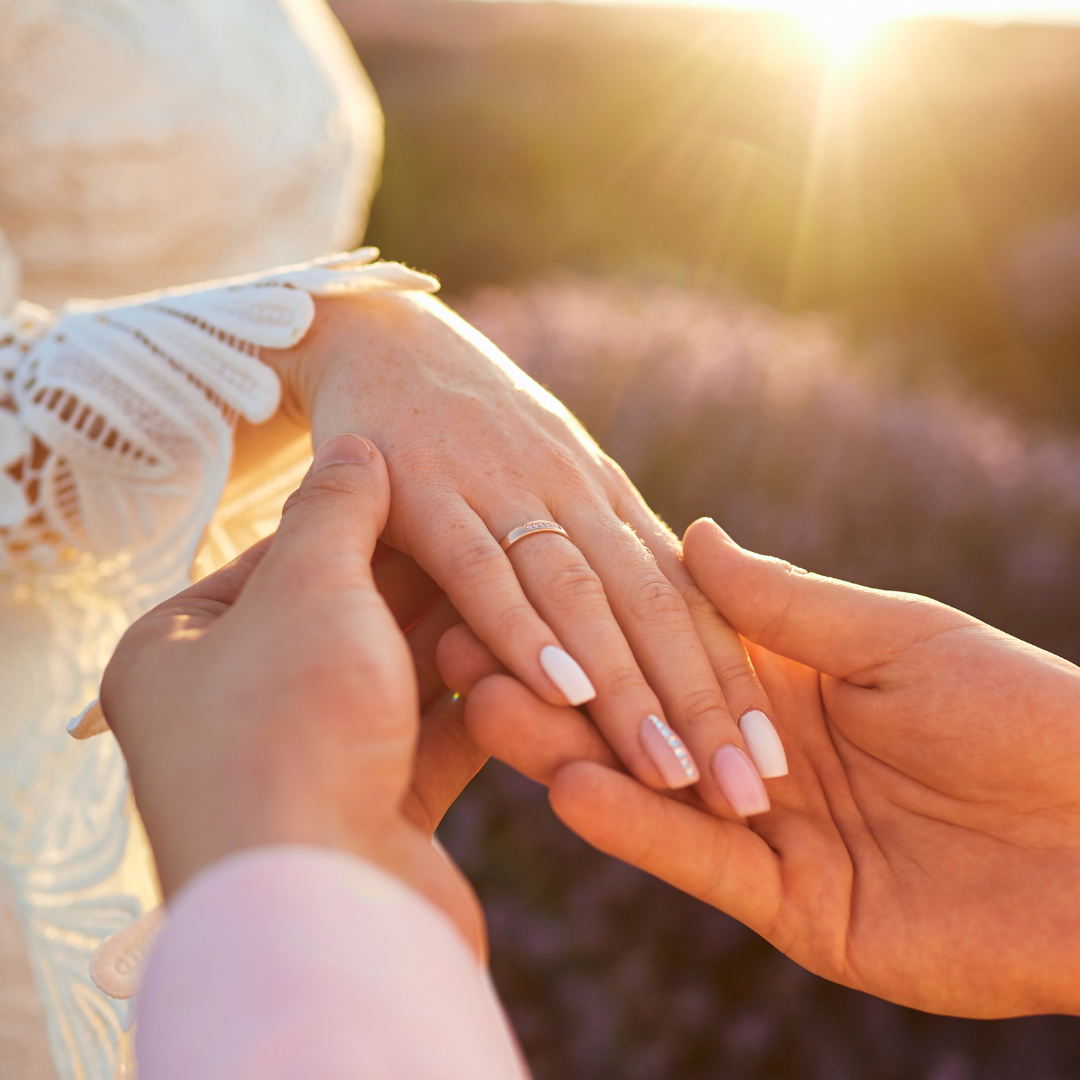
top-left (712, 745), bottom-right (770, 817)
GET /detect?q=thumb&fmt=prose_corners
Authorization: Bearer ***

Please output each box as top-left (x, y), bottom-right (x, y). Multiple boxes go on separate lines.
top-left (254, 433), bottom-right (391, 601)
top-left (682, 518), bottom-right (971, 679)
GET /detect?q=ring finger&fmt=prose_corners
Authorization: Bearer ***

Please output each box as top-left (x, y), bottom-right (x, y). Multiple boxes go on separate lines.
top-left (500, 504), bottom-right (702, 793)
top-left (557, 502), bottom-right (774, 818)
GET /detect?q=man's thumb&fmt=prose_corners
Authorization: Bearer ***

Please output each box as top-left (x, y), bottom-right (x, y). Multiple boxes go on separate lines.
top-left (266, 433), bottom-right (391, 591)
top-left (682, 518), bottom-right (965, 679)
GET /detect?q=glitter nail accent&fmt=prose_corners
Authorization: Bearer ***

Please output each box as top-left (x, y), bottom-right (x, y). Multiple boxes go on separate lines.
top-left (647, 714), bottom-right (697, 779)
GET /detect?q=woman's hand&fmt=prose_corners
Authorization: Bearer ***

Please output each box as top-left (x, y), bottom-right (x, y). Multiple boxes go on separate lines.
top-left (264, 292), bottom-right (780, 817)
top-left (449, 519), bottom-right (1080, 1018)
top-left (101, 434), bottom-right (486, 954)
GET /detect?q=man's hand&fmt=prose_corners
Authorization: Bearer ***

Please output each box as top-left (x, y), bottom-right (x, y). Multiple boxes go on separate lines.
top-left (447, 519), bottom-right (1080, 1017)
top-left (102, 434), bottom-right (486, 954)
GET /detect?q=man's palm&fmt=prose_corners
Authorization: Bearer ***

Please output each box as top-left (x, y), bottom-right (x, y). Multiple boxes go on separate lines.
top-left (453, 521), bottom-right (1080, 1019)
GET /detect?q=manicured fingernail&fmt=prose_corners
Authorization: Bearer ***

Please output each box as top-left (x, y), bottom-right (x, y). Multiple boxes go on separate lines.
top-left (68, 699), bottom-right (109, 740)
top-left (640, 714), bottom-right (700, 788)
top-left (738, 709), bottom-right (788, 778)
top-left (712, 745), bottom-right (771, 817)
top-left (313, 433), bottom-right (372, 472)
top-left (539, 645), bottom-right (596, 706)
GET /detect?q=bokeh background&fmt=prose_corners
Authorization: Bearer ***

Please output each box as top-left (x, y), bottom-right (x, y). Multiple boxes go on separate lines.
top-left (332, 2), bottom-right (1080, 1075)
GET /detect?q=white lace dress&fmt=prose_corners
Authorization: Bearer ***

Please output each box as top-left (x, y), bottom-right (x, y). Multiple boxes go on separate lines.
top-left (0, 3), bottom-right (434, 1076)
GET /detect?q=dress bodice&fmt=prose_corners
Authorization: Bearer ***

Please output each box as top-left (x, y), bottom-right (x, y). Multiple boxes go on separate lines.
top-left (0, 0), bottom-right (381, 308)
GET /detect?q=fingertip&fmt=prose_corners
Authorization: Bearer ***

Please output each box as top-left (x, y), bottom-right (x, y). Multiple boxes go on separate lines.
top-left (682, 518), bottom-right (744, 583)
top-left (436, 624), bottom-right (504, 695)
top-left (282, 431), bottom-right (390, 540)
top-left (683, 517), bottom-right (738, 551)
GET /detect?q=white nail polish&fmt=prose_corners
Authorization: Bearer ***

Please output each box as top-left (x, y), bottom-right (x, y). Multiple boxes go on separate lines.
top-left (68, 699), bottom-right (109, 740)
top-left (539, 645), bottom-right (596, 706)
top-left (738, 709), bottom-right (788, 778)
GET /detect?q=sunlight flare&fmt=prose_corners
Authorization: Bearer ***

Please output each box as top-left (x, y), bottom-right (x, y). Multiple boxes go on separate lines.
top-left (797, 2), bottom-right (887, 61)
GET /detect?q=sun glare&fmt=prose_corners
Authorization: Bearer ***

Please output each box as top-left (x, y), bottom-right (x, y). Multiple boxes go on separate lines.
top-left (797, 3), bottom-right (887, 62)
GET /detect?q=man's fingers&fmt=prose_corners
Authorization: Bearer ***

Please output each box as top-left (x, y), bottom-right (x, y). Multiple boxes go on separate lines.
top-left (373, 544), bottom-right (444, 635)
top-left (405, 690), bottom-right (488, 835)
top-left (463, 675), bottom-right (619, 786)
top-left (436, 623), bottom-right (506, 696)
top-left (258, 433), bottom-right (391, 598)
top-left (549, 761), bottom-right (782, 935)
top-left (407, 596), bottom-right (465, 709)
top-left (682, 518), bottom-right (972, 680)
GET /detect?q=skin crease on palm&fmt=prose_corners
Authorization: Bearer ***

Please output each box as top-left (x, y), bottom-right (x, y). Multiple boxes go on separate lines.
top-left (438, 517), bottom-right (1080, 1021)
top-left (259, 291), bottom-right (775, 819)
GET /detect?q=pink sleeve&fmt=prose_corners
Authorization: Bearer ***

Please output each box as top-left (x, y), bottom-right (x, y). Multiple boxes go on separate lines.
top-left (135, 845), bottom-right (530, 1080)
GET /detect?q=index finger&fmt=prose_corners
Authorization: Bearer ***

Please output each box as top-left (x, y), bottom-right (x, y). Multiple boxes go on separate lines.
top-left (682, 518), bottom-right (973, 680)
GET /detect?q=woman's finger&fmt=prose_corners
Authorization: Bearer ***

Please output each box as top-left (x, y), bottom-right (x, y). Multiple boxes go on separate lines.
top-left (683, 519), bottom-right (971, 680)
top-left (623, 507), bottom-right (787, 779)
top-left (464, 674), bottom-right (620, 786)
top-left (404, 493), bottom-right (597, 709)
top-left (549, 760), bottom-right (783, 935)
top-left (560, 503), bottom-right (772, 818)
top-left (501, 511), bottom-right (701, 792)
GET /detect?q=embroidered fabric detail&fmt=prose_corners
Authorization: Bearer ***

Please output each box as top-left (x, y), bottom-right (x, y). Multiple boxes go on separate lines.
top-left (90, 908), bottom-right (166, 1001)
top-left (0, 248), bottom-right (437, 580)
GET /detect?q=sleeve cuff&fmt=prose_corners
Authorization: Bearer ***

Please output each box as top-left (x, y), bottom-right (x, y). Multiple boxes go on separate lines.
top-left (135, 844), bottom-right (529, 1080)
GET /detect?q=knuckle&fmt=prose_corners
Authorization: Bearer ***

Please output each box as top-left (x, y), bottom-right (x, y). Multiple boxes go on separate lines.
top-left (542, 558), bottom-right (609, 611)
top-left (710, 651), bottom-right (756, 688)
top-left (493, 601), bottom-right (542, 643)
top-left (622, 575), bottom-right (688, 626)
top-left (603, 663), bottom-right (651, 701)
top-left (447, 531), bottom-right (503, 580)
top-left (395, 443), bottom-right (447, 486)
top-left (671, 685), bottom-right (728, 730)
top-left (681, 581), bottom-right (719, 620)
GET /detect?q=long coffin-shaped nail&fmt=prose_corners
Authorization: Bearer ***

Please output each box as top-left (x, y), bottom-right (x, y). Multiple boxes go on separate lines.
top-left (639, 714), bottom-right (700, 788)
top-left (712, 744), bottom-right (771, 817)
top-left (539, 645), bottom-right (596, 706)
top-left (738, 710), bottom-right (788, 778)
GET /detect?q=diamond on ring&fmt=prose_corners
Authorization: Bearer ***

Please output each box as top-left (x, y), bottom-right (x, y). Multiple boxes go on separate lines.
top-left (499, 520), bottom-right (571, 552)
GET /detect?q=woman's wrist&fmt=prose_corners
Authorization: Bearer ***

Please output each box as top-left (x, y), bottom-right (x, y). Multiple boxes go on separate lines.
top-left (260, 292), bottom-right (431, 435)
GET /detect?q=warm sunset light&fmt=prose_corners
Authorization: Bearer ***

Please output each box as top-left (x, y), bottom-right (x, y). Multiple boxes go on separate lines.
top-left (796, 3), bottom-right (886, 60)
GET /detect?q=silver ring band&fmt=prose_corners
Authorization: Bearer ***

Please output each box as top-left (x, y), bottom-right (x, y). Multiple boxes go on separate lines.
top-left (500, 520), bottom-right (570, 552)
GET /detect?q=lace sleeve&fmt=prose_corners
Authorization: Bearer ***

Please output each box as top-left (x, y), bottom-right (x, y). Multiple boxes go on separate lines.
top-left (0, 248), bottom-right (437, 582)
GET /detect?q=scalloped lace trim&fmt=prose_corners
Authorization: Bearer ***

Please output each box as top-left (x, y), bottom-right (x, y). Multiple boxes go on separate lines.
top-left (0, 249), bottom-right (437, 581)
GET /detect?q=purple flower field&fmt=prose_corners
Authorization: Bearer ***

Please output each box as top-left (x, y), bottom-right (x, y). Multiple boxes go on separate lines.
top-left (438, 278), bottom-right (1080, 1080)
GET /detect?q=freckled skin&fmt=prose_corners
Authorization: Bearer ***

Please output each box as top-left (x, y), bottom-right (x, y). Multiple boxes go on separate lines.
top-left (258, 291), bottom-right (780, 819)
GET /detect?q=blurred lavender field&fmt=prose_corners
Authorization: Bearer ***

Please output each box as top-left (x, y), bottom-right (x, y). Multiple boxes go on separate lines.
top-left (330, 2), bottom-right (1080, 1073)
top-left (436, 278), bottom-right (1080, 1080)
top-left (459, 279), bottom-right (1080, 660)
